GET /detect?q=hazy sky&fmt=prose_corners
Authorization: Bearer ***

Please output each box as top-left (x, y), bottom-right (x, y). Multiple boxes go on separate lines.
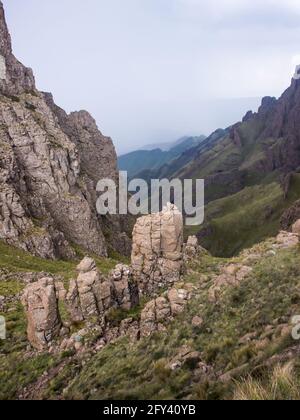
top-left (3, 0), bottom-right (300, 154)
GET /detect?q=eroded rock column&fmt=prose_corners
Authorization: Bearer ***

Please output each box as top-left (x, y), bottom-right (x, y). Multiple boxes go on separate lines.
top-left (21, 278), bottom-right (61, 350)
top-left (131, 203), bottom-right (184, 294)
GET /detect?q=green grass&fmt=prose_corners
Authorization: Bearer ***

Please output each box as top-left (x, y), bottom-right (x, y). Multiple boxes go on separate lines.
top-left (52, 247), bottom-right (300, 400)
top-left (0, 352), bottom-right (55, 400)
top-left (1, 231), bottom-right (300, 399)
top-left (0, 280), bottom-right (23, 297)
top-left (188, 174), bottom-right (300, 257)
top-left (0, 240), bottom-right (126, 279)
top-left (0, 239), bottom-right (128, 399)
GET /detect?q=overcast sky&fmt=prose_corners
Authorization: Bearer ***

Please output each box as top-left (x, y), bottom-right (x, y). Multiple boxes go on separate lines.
top-left (3, 0), bottom-right (300, 154)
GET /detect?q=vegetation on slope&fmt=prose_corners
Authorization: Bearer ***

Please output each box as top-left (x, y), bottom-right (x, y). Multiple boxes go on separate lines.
top-left (0, 240), bottom-right (127, 279)
top-left (0, 241), bottom-right (129, 400)
top-left (62, 244), bottom-right (300, 400)
top-left (1, 235), bottom-right (299, 400)
top-left (49, 244), bottom-right (297, 400)
top-left (186, 174), bottom-right (300, 257)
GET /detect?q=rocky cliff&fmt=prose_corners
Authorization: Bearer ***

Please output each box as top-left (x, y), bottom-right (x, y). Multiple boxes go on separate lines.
top-left (0, 1), bottom-right (130, 259)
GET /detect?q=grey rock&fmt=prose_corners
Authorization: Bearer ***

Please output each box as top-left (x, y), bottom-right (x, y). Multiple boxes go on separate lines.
top-left (110, 264), bottom-right (139, 310)
top-left (0, 2), bottom-right (129, 259)
top-left (21, 277), bottom-right (62, 350)
top-left (131, 203), bottom-right (184, 294)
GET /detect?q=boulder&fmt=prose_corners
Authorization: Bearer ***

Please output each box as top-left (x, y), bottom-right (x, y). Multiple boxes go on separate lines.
top-left (131, 203), bottom-right (184, 294)
top-left (119, 318), bottom-right (140, 342)
top-left (208, 264), bottom-right (253, 303)
top-left (66, 257), bottom-right (115, 322)
top-left (169, 345), bottom-right (201, 370)
top-left (66, 258), bottom-right (140, 324)
top-left (276, 231), bottom-right (299, 248)
top-left (21, 278), bottom-right (61, 350)
top-left (184, 236), bottom-right (207, 261)
top-left (140, 297), bottom-right (171, 338)
top-left (110, 264), bottom-right (139, 310)
top-left (192, 316), bottom-right (204, 328)
top-left (140, 300), bottom-right (158, 338)
top-left (168, 288), bottom-right (189, 315)
top-left (77, 257), bottom-right (96, 273)
top-left (292, 219), bottom-right (300, 236)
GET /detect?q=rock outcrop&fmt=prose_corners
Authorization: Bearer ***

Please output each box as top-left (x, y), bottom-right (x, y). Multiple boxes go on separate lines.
top-left (131, 203), bottom-right (184, 294)
top-left (21, 278), bottom-right (61, 350)
top-left (292, 219), bottom-right (300, 236)
top-left (0, 1), bottom-right (35, 96)
top-left (66, 257), bottom-right (115, 322)
top-left (275, 231), bottom-right (299, 248)
top-left (280, 201), bottom-right (300, 231)
top-left (66, 258), bottom-right (139, 323)
top-left (139, 284), bottom-right (194, 337)
top-left (183, 235), bottom-right (207, 261)
top-left (208, 264), bottom-right (253, 303)
top-left (0, 1), bottom-right (130, 259)
top-left (110, 264), bottom-right (139, 310)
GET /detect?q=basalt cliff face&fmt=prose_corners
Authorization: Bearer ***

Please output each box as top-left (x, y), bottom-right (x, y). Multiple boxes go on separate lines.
top-left (0, 2), bottom-right (130, 259)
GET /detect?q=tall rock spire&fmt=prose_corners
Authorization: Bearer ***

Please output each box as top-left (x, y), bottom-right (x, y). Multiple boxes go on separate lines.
top-left (0, 0), bottom-right (12, 56)
top-left (0, 0), bottom-right (35, 94)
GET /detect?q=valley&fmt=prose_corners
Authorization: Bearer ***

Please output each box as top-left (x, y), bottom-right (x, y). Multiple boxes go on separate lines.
top-left (1, 0), bottom-right (300, 402)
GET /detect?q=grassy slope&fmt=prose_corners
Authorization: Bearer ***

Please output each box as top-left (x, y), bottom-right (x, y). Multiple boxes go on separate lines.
top-left (63, 245), bottom-right (300, 400)
top-left (164, 117), bottom-right (300, 258)
top-left (186, 174), bottom-right (300, 258)
top-left (0, 240), bottom-right (128, 279)
top-left (0, 237), bottom-right (300, 399)
top-left (0, 241), bottom-right (129, 400)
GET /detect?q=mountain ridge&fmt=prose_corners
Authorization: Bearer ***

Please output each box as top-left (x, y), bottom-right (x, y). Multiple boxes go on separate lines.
top-left (118, 135), bottom-right (206, 179)
top-left (136, 74), bottom-right (300, 256)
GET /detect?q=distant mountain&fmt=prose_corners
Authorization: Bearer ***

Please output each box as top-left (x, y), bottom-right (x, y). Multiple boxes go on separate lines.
top-left (118, 135), bottom-right (206, 179)
top-left (140, 136), bottom-right (191, 152)
top-left (146, 72), bottom-right (300, 257)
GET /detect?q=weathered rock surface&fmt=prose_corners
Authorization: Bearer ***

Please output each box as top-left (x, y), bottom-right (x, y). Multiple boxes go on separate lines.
top-left (0, 1), bottom-right (35, 96)
top-left (131, 203), bottom-right (184, 294)
top-left (110, 264), bottom-right (139, 310)
top-left (140, 298), bottom-right (170, 337)
top-left (169, 345), bottom-right (201, 371)
top-left (209, 264), bottom-right (253, 303)
top-left (291, 219), bottom-right (300, 236)
top-left (66, 257), bottom-right (115, 322)
top-left (280, 200), bottom-right (300, 231)
top-left (140, 284), bottom-right (193, 337)
top-left (168, 287), bottom-right (189, 315)
top-left (66, 258), bottom-right (139, 324)
top-left (275, 231), bottom-right (299, 248)
top-left (183, 235), bottom-right (207, 261)
top-left (21, 278), bottom-right (61, 350)
top-left (0, 2), bottom-right (129, 259)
